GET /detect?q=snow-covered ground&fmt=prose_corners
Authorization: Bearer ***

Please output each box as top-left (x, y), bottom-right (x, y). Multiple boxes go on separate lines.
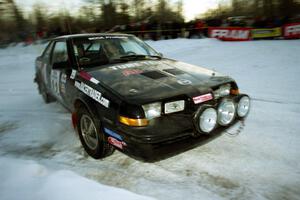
top-left (0, 157), bottom-right (153, 200)
top-left (0, 38), bottom-right (300, 200)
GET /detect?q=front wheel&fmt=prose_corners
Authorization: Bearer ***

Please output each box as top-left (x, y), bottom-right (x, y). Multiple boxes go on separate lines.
top-left (77, 107), bottom-right (114, 159)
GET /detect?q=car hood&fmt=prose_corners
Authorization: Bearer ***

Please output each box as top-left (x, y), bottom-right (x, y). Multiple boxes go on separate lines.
top-left (86, 59), bottom-right (234, 104)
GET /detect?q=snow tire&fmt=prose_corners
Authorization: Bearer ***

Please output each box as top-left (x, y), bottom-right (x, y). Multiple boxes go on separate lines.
top-left (76, 106), bottom-right (114, 159)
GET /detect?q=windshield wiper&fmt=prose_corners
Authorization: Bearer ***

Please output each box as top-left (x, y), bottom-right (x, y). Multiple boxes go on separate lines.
top-left (109, 58), bottom-right (129, 64)
top-left (148, 55), bottom-right (162, 59)
top-left (119, 54), bottom-right (162, 60)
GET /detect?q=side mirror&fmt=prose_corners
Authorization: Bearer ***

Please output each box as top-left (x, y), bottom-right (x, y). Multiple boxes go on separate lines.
top-left (52, 61), bottom-right (69, 69)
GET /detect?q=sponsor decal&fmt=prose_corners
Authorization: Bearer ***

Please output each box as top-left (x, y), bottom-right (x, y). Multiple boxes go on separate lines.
top-left (129, 88), bottom-right (139, 94)
top-left (90, 77), bottom-right (100, 84)
top-left (177, 79), bottom-right (192, 85)
top-left (193, 93), bottom-right (213, 104)
top-left (78, 71), bottom-right (100, 85)
top-left (50, 70), bottom-right (61, 96)
top-left (251, 28), bottom-right (281, 39)
top-left (109, 61), bottom-right (157, 70)
top-left (75, 81), bottom-right (110, 108)
top-left (61, 73), bottom-right (67, 84)
top-left (88, 36), bottom-right (128, 40)
top-left (209, 27), bottom-right (251, 41)
top-left (110, 63), bottom-right (141, 70)
top-left (284, 23), bottom-right (300, 39)
top-left (104, 128), bottom-right (123, 141)
top-left (79, 71), bottom-right (92, 80)
top-left (60, 73), bottom-right (67, 94)
top-left (108, 137), bottom-right (126, 149)
top-left (122, 69), bottom-right (143, 76)
top-left (70, 69), bottom-right (77, 79)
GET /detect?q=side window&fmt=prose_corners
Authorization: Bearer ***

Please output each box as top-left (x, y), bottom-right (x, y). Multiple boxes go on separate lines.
top-left (86, 42), bottom-right (101, 51)
top-left (42, 42), bottom-right (54, 61)
top-left (52, 42), bottom-right (68, 64)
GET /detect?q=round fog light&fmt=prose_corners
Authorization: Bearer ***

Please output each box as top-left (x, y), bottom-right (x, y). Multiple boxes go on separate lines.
top-left (217, 99), bottom-right (236, 126)
top-left (199, 108), bottom-right (217, 133)
top-left (237, 96), bottom-right (250, 117)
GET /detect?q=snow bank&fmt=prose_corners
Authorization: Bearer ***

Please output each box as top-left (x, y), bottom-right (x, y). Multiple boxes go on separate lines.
top-left (0, 157), bottom-right (154, 200)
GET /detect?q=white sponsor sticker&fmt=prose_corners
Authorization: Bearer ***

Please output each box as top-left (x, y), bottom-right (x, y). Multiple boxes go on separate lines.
top-left (75, 81), bottom-right (109, 108)
top-left (109, 61), bottom-right (157, 70)
top-left (50, 70), bottom-right (61, 95)
top-left (61, 73), bottom-right (67, 84)
top-left (70, 69), bottom-right (77, 79)
top-left (177, 79), bottom-right (192, 85)
top-left (90, 77), bottom-right (100, 84)
top-left (109, 63), bottom-right (140, 70)
top-left (88, 36), bottom-right (128, 40)
top-left (60, 73), bottom-right (67, 94)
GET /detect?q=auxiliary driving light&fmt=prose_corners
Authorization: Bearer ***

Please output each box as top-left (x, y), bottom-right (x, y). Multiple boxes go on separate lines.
top-left (237, 95), bottom-right (250, 117)
top-left (199, 108), bottom-right (217, 133)
top-left (217, 99), bottom-right (236, 126)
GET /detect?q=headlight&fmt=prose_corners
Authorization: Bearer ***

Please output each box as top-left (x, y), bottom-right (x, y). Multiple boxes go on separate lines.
top-left (217, 99), bottom-right (236, 126)
top-left (214, 84), bottom-right (231, 99)
top-left (164, 100), bottom-right (185, 114)
top-left (237, 96), bottom-right (250, 117)
top-left (142, 102), bottom-right (161, 120)
top-left (199, 108), bottom-right (217, 133)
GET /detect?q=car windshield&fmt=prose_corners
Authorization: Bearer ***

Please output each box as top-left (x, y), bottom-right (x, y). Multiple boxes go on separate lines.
top-left (72, 35), bottom-right (160, 68)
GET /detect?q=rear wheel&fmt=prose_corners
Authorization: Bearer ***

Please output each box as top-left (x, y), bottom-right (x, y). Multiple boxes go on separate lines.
top-left (77, 107), bottom-right (114, 159)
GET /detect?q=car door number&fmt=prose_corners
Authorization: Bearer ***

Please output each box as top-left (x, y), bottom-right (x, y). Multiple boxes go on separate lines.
top-left (50, 70), bottom-right (61, 96)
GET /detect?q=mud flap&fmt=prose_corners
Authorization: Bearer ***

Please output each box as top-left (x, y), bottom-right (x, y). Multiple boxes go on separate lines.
top-left (71, 112), bottom-right (78, 129)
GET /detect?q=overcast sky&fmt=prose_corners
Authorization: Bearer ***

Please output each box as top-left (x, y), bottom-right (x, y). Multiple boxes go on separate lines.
top-left (15, 0), bottom-right (221, 21)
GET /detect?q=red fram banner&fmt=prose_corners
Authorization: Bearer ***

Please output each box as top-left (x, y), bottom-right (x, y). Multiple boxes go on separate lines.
top-left (209, 27), bottom-right (252, 41)
top-left (283, 23), bottom-right (300, 39)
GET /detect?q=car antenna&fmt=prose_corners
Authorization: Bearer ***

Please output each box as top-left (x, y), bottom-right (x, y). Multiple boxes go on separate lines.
top-left (62, 0), bottom-right (72, 35)
top-left (62, 0), bottom-right (81, 71)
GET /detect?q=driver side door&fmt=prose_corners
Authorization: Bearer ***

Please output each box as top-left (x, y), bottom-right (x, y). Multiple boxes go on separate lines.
top-left (49, 40), bottom-right (70, 107)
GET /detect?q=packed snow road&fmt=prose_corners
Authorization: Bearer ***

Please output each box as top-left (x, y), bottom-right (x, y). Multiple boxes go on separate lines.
top-left (0, 39), bottom-right (300, 200)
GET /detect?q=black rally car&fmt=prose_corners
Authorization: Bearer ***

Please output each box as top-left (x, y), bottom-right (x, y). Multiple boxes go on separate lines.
top-left (34, 33), bottom-right (250, 161)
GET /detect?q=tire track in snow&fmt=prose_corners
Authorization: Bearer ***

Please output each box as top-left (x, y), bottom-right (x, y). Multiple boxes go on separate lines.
top-left (252, 97), bottom-right (300, 105)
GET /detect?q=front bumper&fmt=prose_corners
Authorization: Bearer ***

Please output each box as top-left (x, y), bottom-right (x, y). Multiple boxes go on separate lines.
top-left (120, 120), bottom-right (242, 162)
top-left (106, 94), bottom-right (249, 161)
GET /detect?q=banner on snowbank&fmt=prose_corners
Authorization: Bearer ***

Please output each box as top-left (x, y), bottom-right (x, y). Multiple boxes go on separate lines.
top-left (283, 23), bottom-right (300, 39)
top-left (252, 28), bottom-right (281, 39)
top-left (208, 27), bottom-right (251, 41)
top-left (209, 23), bottom-right (300, 41)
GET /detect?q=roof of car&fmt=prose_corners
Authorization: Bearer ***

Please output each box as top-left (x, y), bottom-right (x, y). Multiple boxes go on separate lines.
top-left (53, 33), bottom-right (132, 40)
